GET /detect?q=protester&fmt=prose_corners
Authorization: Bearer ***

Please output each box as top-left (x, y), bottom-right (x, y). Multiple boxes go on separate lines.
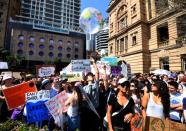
top-left (142, 80), bottom-right (170, 120)
top-left (168, 81), bottom-right (183, 123)
top-left (107, 80), bottom-right (134, 131)
top-left (65, 85), bottom-right (83, 131)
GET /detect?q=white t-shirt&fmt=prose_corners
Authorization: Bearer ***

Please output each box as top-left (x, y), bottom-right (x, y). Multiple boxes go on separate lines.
top-left (170, 92), bottom-right (184, 121)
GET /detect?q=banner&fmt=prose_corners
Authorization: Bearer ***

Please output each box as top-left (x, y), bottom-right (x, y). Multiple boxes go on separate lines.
top-left (101, 57), bottom-right (118, 66)
top-left (145, 117), bottom-right (186, 131)
top-left (2, 80), bottom-right (37, 110)
top-left (0, 62), bottom-right (8, 69)
top-left (36, 65), bottom-right (55, 77)
top-left (111, 66), bottom-right (121, 76)
top-left (71, 60), bottom-right (91, 72)
top-left (45, 91), bottom-right (69, 126)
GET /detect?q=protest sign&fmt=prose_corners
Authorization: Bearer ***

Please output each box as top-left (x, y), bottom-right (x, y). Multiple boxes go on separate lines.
top-left (26, 90), bottom-right (50, 102)
top-left (0, 62), bottom-right (8, 69)
top-left (61, 72), bottom-right (83, 82)
top-left (71, 60), bottom-right (91, 72)
top-left (36, 65), bottom-right (55, 77)
top-left (101, 57), bottom-right (118, 66)
top-left (145, 116), bottom-right (186, 131)
top-left (26, 90), bottom-right (50, 123)
top-left (91, 61), bottom-right (111, 79)
top-left (111, 66), bottom-right (121, 76)
top-left (45, 91), bottom-right (69, 127)
top-left (2, 80), bottom-right (37, 110)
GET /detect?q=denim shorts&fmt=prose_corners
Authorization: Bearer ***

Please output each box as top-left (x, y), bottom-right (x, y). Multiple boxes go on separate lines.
top-left (67, 115), bottom-right (80, 131)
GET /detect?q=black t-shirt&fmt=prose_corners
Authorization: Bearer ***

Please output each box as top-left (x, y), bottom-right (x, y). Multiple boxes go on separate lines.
top-left (108, 93), bottom-right (134, 130)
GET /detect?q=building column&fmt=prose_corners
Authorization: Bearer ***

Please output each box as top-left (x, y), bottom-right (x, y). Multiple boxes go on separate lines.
top-left (151, 0), bottom-right (156, 18)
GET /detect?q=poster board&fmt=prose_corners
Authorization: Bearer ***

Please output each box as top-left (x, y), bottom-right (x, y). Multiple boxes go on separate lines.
top-left (145, 116), bottom-right (186, 131)
top-left (101, 57), bottom-right (118, 66)
top-left (0, 62), bottom-right (8, 69)
top-left (36, 65), bottom-right (55, 77)
top-left (45, 91), bottom-right (69, 126)
top-left (2, 80), bottom-right (37, 110)
top-left (71, 60), bottom-right (91, 72)
top-left (61, 72), bottom-right (83, 82)
top-left (25, 90), bottom-right (50, 123)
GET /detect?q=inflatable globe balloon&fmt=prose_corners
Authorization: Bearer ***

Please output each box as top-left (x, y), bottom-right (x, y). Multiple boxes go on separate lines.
top-left (80, 7), bottom-right (103, 34)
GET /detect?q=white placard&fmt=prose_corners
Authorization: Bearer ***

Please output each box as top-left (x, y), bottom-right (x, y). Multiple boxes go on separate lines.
top-left (71, 60), bottom-right (91, 72)
top-left (0, 62), bottom-right (8, 69)
top-left (38, 67), bottom-right (55, 77)
top-left (26, 90), bottom-right (50, 102)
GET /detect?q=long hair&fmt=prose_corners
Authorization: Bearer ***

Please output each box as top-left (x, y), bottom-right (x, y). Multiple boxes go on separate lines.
top-left (153, 80), bottom-right (170, 118)
top-left (74, 86), bottom-right (83, 113)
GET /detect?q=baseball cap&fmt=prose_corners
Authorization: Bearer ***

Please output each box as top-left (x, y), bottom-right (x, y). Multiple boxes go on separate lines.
top-left (2, 75), bottom-right (12, 81)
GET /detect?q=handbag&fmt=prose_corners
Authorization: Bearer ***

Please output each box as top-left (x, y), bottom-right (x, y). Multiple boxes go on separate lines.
top-left (130, 113), bottom-right (143, 131)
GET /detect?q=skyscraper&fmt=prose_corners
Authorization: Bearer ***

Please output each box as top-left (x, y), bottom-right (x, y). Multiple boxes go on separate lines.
top-left (17, 0), bottom-right (81, 33)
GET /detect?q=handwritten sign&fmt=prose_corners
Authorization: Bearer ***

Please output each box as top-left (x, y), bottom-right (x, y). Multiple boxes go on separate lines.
top-left (71, 60), bottom-right (91, 72)
top-left (26, 101), bottom-right (49, 123)
top-left (45, 91), bottom-right (69, 126)
top-left (61, 72), bottom-right (83, 82)
top-left (2, 80), bottom-right (37, 110)
top-left (38, 66), bottom-right (55, 77)
top-left (0, 62), bottom-right (8, 69)
top-left (26, 90), bottom-right (50, 102)
top-left (145, 117), bottom-right (186, 131)
top-left (101, 57), bottom-right (118, 66)
top-left (111, 66), bottom-right (121, 76)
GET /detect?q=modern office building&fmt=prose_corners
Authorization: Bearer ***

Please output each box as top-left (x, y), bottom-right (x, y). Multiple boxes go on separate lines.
top-left (3, 0), bottom-right (85, 67)
top-left (107, 0), bottom-right (186, 73)
top-left (95, 20), bottom-right (109, 53)
top-left (17, 0), bottom-right (81, 33)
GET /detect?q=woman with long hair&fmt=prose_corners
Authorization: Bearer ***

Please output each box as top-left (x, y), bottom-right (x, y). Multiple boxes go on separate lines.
top-left (65, 86), bottom-right (83, 131)
top-left (106, 80), bottom-right (135, 131)
top-left (142, 79), bottom-right (170, 120)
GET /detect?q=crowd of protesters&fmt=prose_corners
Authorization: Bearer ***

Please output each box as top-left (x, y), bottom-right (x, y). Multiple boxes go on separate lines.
top-left (0, 58), bottom-right (186, 131)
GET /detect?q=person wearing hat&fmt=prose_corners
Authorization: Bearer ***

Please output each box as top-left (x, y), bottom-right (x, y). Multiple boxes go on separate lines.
top-left (41, 79), bottom-right (58, 131)
top-left (0, 75), bottom-right (13, 121)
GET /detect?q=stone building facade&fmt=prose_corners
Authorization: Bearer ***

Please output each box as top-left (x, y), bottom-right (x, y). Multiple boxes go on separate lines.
top-left (108, 0), bottom-right (186, 73)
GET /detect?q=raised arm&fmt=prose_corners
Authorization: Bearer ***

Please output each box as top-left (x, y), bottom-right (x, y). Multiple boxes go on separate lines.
top-left (91, 57), bottom-right (99, 81)
top-left (103, 64), bottom-right (109, 91)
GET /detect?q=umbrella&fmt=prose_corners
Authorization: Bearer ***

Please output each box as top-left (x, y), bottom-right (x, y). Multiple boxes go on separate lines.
top-left (152, 69), bottom-right (171, 75)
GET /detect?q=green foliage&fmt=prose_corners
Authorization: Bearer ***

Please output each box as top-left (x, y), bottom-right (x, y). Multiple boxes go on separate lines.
top-left (0, 119), bottom-right (48, 131)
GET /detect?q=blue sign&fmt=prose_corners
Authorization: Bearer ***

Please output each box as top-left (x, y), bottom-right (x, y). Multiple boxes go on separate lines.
top-left (26, 101), bottom-right (49, 123)
top-left (101, 57), bottom-right (118, 66)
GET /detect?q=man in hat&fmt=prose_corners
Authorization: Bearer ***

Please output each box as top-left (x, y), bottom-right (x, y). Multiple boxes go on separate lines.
top-left (41, 79), bottom-right (58, 131)
top-left (0, 75), bottom-right (13, 121)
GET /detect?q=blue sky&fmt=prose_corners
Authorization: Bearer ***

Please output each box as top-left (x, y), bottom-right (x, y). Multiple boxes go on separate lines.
top-left (81, 0), bottom-right (109, 19)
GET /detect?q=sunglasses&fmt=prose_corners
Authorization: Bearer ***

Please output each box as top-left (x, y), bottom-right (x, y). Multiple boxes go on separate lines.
top-left (130, 85), bottom-right (135, 87)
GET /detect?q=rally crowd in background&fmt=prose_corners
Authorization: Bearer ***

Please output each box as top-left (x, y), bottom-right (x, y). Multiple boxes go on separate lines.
top-left (0, 57), bottom-right (186, 131)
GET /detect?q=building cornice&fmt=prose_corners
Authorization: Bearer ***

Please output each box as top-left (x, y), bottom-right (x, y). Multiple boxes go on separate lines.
top-left (149, 43), bottom-right (182, 53)
top-left (148, 8), bottom-right (185, 24)
top-left (120, 49), bottom-right (149, 57)
top-left (107, 0), bottom-right (121, 13)
top-left (108, 20), bottom-right (148, 41)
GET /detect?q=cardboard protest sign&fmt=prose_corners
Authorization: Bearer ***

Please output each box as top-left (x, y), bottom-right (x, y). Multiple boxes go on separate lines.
top-left (145, 116), bottom-right (186, 131)
top-left (2, 80), bottom-right (37, 110)
top-left (0, 62), bottom-right (8, 69)
top-left (26, 90), bottom-right (50, 102)
top-left (101, 57), bottom-right (118, 66)
top-left (71, 60), bottom-right (91, 72)
top-left (36, 65), bottom-right (55, 77)
top-left (45, 91), bottom-right (69, 127)
top-left (91, 61), bottom-right (111, 79)
top-left (26, 90), bottom-right (50, 123)
top-left (60, 72), bottom-right (83, 82)
top-left (111, 66), bottom-right (121, 76)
